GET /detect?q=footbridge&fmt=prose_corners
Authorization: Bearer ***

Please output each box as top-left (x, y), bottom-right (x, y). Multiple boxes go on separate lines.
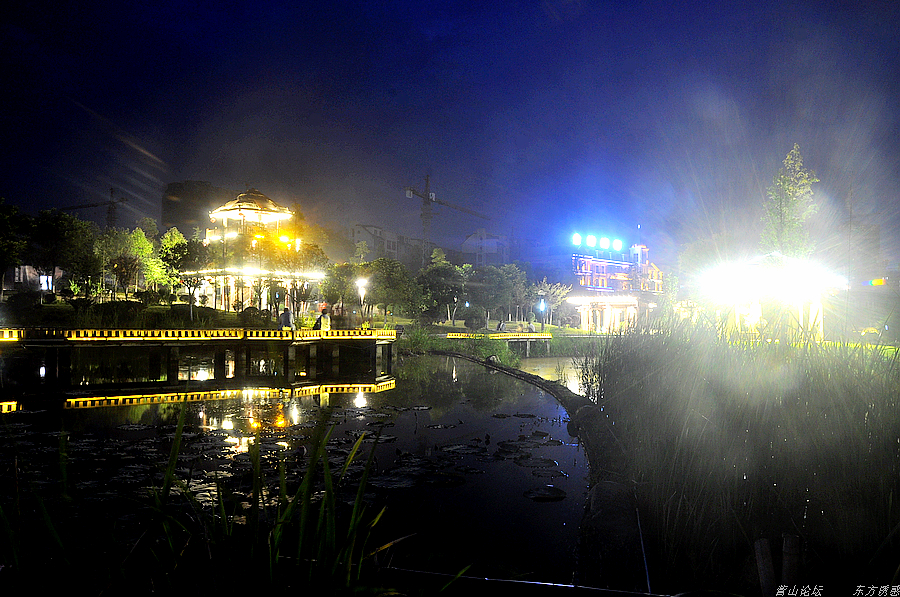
top-left (445, 332), bottom-right (552, 357)
top-left (0, 327), bottom-right (397, 393)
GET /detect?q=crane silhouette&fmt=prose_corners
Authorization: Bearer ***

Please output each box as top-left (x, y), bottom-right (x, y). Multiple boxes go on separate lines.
top-left (62, 188), bottom-right (128, 228)
top-left (405, 175), bottom-right (489, 268)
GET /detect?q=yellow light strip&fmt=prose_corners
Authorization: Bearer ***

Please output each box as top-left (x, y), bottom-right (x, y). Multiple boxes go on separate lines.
top-left (1, 401), bottom-right (21, 413)
top-left (446, 333), bottom-right (552, 339)
top-left (63, 382), bottom-right (396, 409)
top-left (1, 328), bottom-right (396, 342)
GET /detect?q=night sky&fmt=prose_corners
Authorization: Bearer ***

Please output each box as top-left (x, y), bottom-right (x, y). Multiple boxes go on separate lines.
top-left (2, 1), bottom-right (898, 267)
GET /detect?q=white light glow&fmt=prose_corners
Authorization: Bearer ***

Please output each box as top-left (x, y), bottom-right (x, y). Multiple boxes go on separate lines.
top-left (586, 235), bottom-right (597, 248)
top-left (572, 233), bottom-right (582, 246)
top-left (699, 254), bottom-right (847, 305)
top-left (599, 237), bottom-right (610, 249)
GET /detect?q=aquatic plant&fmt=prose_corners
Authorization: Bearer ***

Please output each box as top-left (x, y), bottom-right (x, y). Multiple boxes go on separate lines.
top-left (573, 323), bottom-right (900, 592)
top-left (0, 403), bottom-right (395, 594)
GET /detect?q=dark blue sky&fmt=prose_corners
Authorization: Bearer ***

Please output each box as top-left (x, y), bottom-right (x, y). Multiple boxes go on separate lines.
top-left (2, 1), bottom-right (898, 267)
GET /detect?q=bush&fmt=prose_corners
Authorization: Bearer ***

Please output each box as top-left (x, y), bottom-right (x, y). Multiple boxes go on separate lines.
top-left (133, 290), bottom-right (161, 307)
top-left (6, 290), bottom-right (41, 316)
top-left (239, 306), bottom-right (263, 327)
top-left (464, 311), bottom-right (486, 331)
top-left (89, 301), bottom-right (146, 327)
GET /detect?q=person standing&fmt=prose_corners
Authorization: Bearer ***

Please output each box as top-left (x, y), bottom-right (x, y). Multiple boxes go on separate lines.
top-left (314, 307), bottom-right (331, 331)
top-left (279, 307), bottom-right (295, 330)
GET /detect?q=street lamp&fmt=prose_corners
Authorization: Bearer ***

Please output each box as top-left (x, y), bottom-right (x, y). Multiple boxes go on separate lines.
top-left (356, 278), bottom-right (368, 325)
top-left (538, 291), bottom-right (546, 332)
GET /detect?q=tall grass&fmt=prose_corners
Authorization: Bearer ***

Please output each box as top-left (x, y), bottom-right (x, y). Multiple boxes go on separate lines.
top-left (0, 404), bottom-right (394, 593)
top-left (573, 319), bottom-right (900, 592)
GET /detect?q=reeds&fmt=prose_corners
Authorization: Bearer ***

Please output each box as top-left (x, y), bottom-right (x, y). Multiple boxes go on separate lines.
top-left (0, 404), bottom-right (393, 594)
top-left (572, 320), bottom-right (900, 592)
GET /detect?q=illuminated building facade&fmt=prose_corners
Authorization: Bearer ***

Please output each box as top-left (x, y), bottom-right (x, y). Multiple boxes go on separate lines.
top-left (567, 232), bottom-right (664, 332)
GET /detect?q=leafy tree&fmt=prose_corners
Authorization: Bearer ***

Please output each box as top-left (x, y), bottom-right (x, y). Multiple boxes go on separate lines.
top-left (364, 258), bottom-right (415, 324)
top-left (160, 227), bottom-right (188, 281)
top-left (466, 266), bottom-right (504, 325)
top-left (354, 241), bottom-right (370, 263)
top-left (418, 262), bottom-right (465, 324)
top-left (160, 232), bottom-right (209, 320)
top-left (760, 143), bottom-right (819, 258)
top-left (131, 228), bottom-right (168, 290)
top-left (429, 248), bottom-right (450, 267)
top-left (321, 262), bottom-right (359, 313)
top-left (110, 253), bottom-right (141, 297)
top-left (0, 200), bottom-right (29, 303)
top-left (532, 277), bottom-right (572, 326)
top-left (499, 263), bottom-right (527, 322)
top-left (29, 210), bottom-right (100, 299)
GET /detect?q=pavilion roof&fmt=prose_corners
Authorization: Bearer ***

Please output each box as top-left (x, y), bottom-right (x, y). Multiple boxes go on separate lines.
top-left (209, 188), bottom-right (292, 225)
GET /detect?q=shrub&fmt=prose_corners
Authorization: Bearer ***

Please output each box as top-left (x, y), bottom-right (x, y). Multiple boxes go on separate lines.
top-left (463, 311), bottom-right (485, 331)
top-left (134, 290), bottom-right (161, 307)
top-left (89, 301), bottom-right (146, 327)
top-left (8, 291), bottom-right (40, 308)
top-left (239, 306), bottom-right (263, 327)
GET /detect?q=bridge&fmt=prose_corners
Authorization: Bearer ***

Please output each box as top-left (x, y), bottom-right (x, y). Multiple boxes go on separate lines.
top-left (445, 332), bottom-right (552, 357)
top-left (0, 327), bottom-right (397, 394)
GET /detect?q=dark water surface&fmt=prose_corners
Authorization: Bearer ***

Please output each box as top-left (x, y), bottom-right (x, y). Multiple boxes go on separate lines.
top-left (0, 354), bottom-right (588, 585)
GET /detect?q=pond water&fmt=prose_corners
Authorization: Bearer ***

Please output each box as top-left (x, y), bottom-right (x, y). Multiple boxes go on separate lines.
top-left (0, 354), bottom-right (589, 585)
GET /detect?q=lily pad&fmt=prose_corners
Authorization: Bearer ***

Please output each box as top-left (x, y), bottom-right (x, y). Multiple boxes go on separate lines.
top-left (523, 485), bottom-right (567, 502)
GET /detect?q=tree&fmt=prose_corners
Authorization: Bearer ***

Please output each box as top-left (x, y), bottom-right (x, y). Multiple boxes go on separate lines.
top-left (760, 143), bottom-right (819, 258)
top-left (499, 263), bottom-right (527, 322)
top-left (354, 241), bottom-right (370, 263)
top-left (466, 266), bottom-right (504, 325)
top-left (364, 258), bottom-right (415, 324)
top-left (321, 262), bottom-right (359, 314)
top-left (0, 200), bottom-right (28, 303)
top-left (533, 277), bottom-right (571, 326)
top-left (418, 262), bottom-right (465, 324)
top-left (160, 231), bottom-right (209, 320)
top-left (29, 210), bottom-right (99, 300)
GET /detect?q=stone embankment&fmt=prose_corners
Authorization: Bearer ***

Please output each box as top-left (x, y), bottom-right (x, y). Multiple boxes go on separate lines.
top-left (431, 350), bottom-right (650, 593)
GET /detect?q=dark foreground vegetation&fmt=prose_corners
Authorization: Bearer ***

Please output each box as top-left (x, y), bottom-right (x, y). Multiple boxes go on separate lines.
top-left (0, 406), bottom-right (398, 594)
top-left (570, 319), bottom-right (900, 593)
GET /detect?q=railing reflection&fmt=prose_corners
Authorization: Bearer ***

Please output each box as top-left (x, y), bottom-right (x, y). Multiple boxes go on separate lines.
top-left (63, 379), bottom-right (396, 410)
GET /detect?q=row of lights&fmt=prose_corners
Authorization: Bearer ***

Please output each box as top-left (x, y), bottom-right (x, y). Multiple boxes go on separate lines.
top-left (572, 233), bottom-right (624, 252)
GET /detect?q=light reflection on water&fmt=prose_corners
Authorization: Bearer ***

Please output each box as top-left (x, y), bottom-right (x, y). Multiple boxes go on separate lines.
top-left (0, 354), bottom-right (588, 585)
top-left (519, 356), bottom-right (582, 395)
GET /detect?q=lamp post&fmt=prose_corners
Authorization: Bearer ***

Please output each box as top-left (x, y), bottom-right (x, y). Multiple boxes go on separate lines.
top-left (356, 278), bottom-right (368, 327)
top-left (221, 230), bottom-right (237, 311)
top-left (538, 291), bottom-right (546, 332)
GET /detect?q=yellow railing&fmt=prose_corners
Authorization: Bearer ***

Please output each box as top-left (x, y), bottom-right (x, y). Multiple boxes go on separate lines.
top-left (0, 328), bottom-right (396, 342)
top-left (1, 401), bottom-right (21, 413)
top-left (294, 329), bottom-right (397, 341)
top-left (446, 332), bottom-right (552, 340)
top-left (0, 329), bottom-right (23, 342)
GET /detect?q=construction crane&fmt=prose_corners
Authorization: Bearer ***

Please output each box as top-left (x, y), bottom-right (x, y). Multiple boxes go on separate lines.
top-left (405, 175), bottom-right (490, 268)
top-left (61, 188), bottom-right (128, 228)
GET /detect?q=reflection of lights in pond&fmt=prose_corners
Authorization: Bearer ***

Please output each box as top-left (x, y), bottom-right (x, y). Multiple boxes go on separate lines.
top-left (354, 392), bottom-right (367, 408)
